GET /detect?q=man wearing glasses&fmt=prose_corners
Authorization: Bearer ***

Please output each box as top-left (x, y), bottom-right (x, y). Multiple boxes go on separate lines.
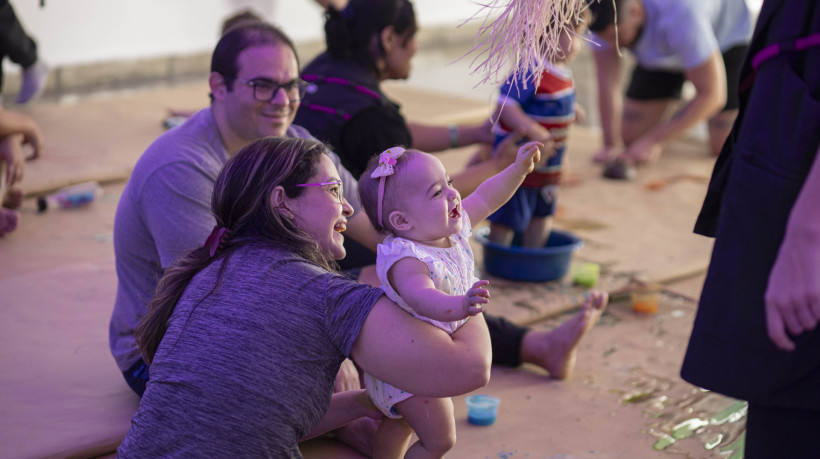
top-left (109, 23), bottom-right (369, 399)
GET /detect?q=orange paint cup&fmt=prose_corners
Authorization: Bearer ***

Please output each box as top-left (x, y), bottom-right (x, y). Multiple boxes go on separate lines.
top-left (631, 284), bottom-right (662, 314)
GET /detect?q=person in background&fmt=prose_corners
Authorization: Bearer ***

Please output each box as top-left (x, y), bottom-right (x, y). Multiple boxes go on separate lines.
top-left (0, 0), bottom-right (48, 105)
top-left (586, 0), bottom-right (752, 171)
top-left (295, 0), bottom-right (495, 182)
top-left (681, 1), bottom-right (820, 456)
top-left (0, 106), bottom-right (44, 236)
top-left (488, 9), bottom-right (588, 248)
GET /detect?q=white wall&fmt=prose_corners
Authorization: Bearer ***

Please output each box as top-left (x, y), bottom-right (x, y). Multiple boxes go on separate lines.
top-left (10, 0), bottom-right (484, 68)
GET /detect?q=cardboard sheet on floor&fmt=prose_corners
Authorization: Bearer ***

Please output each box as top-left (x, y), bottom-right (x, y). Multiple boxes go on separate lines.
top-left (0, 257), bottom-right (139, 458)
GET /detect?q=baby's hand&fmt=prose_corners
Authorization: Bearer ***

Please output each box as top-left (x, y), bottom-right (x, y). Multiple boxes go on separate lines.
top-left (514, 141), bottom-right (543, 175)
top-left (462, 280), bottom-right (490, 316)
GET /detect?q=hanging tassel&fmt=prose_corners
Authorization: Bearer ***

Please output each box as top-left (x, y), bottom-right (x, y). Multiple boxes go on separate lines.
top-left (461, 0), bottom-right (600, 89)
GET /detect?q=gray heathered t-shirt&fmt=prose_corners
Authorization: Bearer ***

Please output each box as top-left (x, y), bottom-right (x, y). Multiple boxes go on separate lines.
top-left (110, 108), bottom-right (363, 372)
top-left (117, 245), bottom-right (384, 458)
top-left (591, 0), bottom-right (753, 72)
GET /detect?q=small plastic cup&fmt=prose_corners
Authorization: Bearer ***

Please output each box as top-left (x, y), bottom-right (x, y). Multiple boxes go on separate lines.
top-left (465, 394), bottom-right (500, 426)
top-left (631, 283), bottom-right (662, 314)
top-left (572, 262), bottom-right (600, 288)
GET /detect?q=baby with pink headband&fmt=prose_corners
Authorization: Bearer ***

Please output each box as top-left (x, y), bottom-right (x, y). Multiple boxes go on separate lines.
top-left (357, 141), bottom-right (543, 458)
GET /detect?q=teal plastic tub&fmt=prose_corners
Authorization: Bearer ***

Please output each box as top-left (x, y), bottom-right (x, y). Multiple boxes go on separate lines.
top-left (474, 227), bottom-right (583, 282)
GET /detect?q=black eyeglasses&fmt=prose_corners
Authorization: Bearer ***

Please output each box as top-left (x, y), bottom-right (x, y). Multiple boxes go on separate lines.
top-left (234, 77), bottom-right (307, 102)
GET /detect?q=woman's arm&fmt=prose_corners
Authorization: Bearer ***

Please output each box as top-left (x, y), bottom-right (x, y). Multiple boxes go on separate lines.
top-left (351, 295), bottom-right (492, 397)
top-left (493, 102), bottom-right (551, 144)
top-left (301, 389), bottom-right (382, 440)
top-left (408, 120), bottom-right (494, 153)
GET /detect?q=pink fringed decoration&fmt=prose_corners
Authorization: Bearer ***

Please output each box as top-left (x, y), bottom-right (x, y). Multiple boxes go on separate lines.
top-left (463, 0), bottom-right (598, 89)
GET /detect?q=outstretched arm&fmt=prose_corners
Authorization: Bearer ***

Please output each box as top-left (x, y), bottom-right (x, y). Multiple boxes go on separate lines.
top-left (351, 295), bottom-right (491, 398)
top-left (765, 143), bottom-right (820, 351)
top-left (463, 141), bottom-right (542, 224)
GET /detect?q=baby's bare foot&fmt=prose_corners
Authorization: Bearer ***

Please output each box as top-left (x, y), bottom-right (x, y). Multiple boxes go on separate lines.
top-left (521, 292), bottom-right (608, 379)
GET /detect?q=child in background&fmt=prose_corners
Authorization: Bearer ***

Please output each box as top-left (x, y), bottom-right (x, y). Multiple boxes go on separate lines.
top-left (487, 11), bottom-right (588, 248)
top-left (358, 141), bottom-right (609, 458)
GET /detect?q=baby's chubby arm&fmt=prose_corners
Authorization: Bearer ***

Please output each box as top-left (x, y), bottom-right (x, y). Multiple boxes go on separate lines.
top-left (388, 257), bottom-right (490, 321)
top-left (463, 141), bottom-right (544, 224)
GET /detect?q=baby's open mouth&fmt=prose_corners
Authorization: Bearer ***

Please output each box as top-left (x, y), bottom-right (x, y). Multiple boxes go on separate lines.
top-left (449, 206), bottom-right (461, 219)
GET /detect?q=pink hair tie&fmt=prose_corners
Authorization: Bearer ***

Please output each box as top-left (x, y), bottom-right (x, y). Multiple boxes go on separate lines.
top-left (371, 147), bottom-right (405, 227)
top-left (204, 226), bottom-right (229, 257)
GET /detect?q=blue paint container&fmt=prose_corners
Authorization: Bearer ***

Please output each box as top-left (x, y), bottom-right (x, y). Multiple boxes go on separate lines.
top-left (474, 228), bottom-right (583, 282)
top-left (466, 394), bottom-right (500, 426)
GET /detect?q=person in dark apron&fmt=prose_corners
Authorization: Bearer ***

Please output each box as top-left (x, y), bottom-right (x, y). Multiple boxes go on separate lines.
top-left (680, 1), bottom-right (820, 456)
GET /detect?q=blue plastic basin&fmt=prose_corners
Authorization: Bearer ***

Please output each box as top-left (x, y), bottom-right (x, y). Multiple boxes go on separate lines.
top-left (474, 227), bottom-right (583, 282)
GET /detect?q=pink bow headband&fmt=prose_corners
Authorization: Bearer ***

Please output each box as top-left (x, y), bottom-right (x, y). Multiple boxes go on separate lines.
top-left (371, 147), bottom-right (405, 227)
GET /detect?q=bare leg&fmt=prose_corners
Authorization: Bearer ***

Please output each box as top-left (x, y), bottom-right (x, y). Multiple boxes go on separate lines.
top-left (521, 292), bottom-right (609, 379)
top-left (708, 109), bottom-right (737, 156)
top-left (522, 216), bottom-right (551, 248)
top-left (395, 396), bottom-right (456, 459)
top-left (488, 221), bottom-right (514, 246)
top-left (372, 417), bottom-right (414, 459)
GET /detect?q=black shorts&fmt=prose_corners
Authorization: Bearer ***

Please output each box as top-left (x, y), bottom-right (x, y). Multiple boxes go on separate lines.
top-left (626, 44), bottom-right (748, 111)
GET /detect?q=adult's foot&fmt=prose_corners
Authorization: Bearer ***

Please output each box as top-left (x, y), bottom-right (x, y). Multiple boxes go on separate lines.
top-left (521, 291), bottom-right (608, 379)
top-left (0, 207), bottom-right (20, 237)
top-left (16, 61), bottom-right (49, 105)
